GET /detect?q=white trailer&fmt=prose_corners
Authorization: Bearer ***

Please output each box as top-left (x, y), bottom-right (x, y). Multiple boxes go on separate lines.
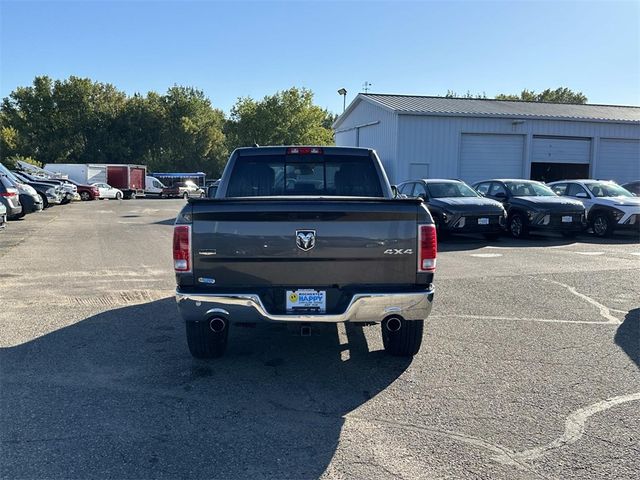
top-left (44, 164), bottom-right (107, 185)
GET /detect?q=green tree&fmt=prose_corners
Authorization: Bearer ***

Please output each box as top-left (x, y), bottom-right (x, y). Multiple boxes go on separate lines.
top-left (154, 86), bottom-right (228, 176)
top-left (444, 90), bottom-right (487, 99)
top-left (0, 76), bottom-right (127, 164)
top-left (1, 77), bottom-right (229, 177)
top-left (496, 87), bottom-right (587, 104)
top-left (225, 87), bottom-right (335, 150)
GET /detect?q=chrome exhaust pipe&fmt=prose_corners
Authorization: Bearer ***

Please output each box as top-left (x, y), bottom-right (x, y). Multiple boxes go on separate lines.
top-left (385, 316), bottom-right (403, 332)
top-left (209, 317), bottom-right (227, 333)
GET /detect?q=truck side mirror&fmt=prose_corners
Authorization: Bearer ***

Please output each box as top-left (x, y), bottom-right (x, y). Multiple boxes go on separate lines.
top-left (391, 185), bottom-right (399, 198)
top-left (207, 185), bottom-right (218, 198)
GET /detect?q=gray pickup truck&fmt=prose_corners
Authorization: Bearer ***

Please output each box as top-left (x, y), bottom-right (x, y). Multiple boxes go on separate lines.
top-left (173, 146), bottom-right (437, 358)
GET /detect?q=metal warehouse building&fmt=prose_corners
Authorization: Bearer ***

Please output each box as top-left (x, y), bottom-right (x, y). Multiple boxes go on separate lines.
top-left (333, 94), bottom-right (640, 185)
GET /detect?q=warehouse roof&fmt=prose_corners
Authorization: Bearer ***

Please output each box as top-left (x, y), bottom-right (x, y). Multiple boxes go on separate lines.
top-left (334, 93), bottom-right (640, 129)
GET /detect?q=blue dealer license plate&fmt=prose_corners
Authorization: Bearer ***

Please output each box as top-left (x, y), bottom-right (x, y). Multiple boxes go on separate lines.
top-left (286, 289), bottom-right (326, 312)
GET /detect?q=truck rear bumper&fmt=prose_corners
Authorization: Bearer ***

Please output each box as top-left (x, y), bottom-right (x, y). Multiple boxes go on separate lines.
top-left (175, 286), bottom-right (435, 324)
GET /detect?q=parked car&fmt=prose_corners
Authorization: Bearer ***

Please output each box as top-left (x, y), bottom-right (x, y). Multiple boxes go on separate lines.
top-left (12, 172), bottom-right (63, 207)
top-left (0, 174), bottom-right (23, 220)
top-left (14, 172), bottom-right (75, 204)
top-left (0, 164), bottom-right (43, 215)
top-left (398, 178), bottom-right (506, 239)
top-left (16, 179), bottom-right (60, 208)
top-left (92, 183), bottom-right (123, 200)
top-left (64, 178), bottom-right (100, 201)
top-left (548, 180), bottom-right (640, 237)
top-left (163, 180), bottom-right (204, 199)
top-left (14, 182), bottom-right (43, 216)
top-left (0, 202), bottom-right (7, 230)
top-left (145, 176), bottom-right (166, 196)
top-left (622, 181), bottom-right (640, 196)
top-left (473, 179), bottom-right (586, 238)
top-left (174, 146), bottom-right (437, 359)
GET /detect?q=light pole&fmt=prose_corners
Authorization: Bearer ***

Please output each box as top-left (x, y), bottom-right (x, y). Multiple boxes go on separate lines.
top-left (337, 88), bottom-right (347, 112)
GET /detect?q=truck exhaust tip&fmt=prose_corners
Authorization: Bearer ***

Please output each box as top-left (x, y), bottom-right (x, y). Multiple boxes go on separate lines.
top-left (384, 316), bottom-right (403, 332)
top-left (209, 317), bottom-right (227, 333)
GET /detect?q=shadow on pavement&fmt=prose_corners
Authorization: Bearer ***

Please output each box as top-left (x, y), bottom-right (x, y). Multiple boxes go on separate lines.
top-left (615, 308), bottom-right (639, 370)
top-left (153, 217), bottom-right (177, 226)
top-left (0, 298), bottom-right (411, 479)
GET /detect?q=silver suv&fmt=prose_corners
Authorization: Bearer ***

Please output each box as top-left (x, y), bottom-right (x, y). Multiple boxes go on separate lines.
top-left (548, 179), bottom-right (640, 237)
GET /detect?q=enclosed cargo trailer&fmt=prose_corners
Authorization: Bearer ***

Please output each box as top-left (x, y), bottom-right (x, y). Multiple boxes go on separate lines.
top-left (45, 164), bottom-right (146, 198)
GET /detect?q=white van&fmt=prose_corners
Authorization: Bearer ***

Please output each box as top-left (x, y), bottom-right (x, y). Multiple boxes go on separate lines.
top-left (145, 176), bottom-right (166, 196)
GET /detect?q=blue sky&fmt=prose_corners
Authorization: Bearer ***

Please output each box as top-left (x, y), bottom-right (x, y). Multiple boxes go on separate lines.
top-left (1, 0), bottom-right (638, 114)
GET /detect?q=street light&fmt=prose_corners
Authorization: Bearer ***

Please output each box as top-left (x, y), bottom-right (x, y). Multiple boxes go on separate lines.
top-left (337, 88), bottom-right (347, 112)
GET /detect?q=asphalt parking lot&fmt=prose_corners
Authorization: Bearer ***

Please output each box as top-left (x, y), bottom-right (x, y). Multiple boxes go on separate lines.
top-left (1, 199), bottom-right (638, 480)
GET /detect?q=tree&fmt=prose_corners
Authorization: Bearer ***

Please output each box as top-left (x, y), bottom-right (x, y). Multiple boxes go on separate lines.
top-left (495, 87), bottom-right (587, 104)
top-left (1, 77), bottom-right (229, 177)
top-left (444, 90), bottom-right (487, 99)
top-left (225, 87), bottom-right (335, 150)
top-left (154, 86), bottom-right (228, 176)
top-left (0, 76), bottom-right (127, 164)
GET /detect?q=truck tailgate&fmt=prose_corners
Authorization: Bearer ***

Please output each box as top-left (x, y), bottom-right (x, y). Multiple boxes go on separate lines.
top-left (189, 199), bottom-right (424, 287)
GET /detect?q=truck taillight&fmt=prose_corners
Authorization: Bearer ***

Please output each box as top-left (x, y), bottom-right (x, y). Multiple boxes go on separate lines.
top-left (418, 224), bottom-right (437, 272)
top-left (173, 225), bottom-right (191, 272)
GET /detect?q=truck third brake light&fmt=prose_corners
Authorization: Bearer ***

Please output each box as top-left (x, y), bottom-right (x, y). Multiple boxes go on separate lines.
top-left (286, 147), bottom-right (323, 155)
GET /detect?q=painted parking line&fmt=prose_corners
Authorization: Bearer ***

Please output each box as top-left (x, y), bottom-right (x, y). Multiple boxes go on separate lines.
top-left (470, 253), bottom-right (503, 258)
top-left (493, 392), bottom-right (640, 465)
top-left (574, 251), bottom-right (605, 256)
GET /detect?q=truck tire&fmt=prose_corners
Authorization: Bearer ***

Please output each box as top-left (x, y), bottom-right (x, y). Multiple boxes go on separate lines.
top-left (185, 320), bottom-right (229, 359)
top-left (382, 318), bottom-right (424, 357)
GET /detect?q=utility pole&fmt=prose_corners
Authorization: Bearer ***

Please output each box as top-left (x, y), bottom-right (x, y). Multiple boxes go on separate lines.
top-left (363, 81), bottom-right (372, 93)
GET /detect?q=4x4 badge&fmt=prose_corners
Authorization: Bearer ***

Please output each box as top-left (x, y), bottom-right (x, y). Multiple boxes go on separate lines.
top-left (296, 230), bottom-right (316, 251)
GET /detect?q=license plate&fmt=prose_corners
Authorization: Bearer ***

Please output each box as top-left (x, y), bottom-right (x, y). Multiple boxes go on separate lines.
top-left (286, 289), bottom-right (326, 312)
top-left (562, 216), bottom-right (573, 223)
top-left (478, 217), bottom-right (489, 225)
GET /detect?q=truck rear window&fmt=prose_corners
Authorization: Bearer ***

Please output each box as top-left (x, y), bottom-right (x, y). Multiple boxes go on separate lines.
top-left (226, 155), bottom-right (384, 197)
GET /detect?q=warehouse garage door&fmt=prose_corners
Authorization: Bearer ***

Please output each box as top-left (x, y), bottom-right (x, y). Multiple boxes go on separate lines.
top-left (460, 134), bottom-right (524, 184)
top-left (595, 139), bottom-right (640, 184)
top-left (530, 136), bottom-right (591, 182)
